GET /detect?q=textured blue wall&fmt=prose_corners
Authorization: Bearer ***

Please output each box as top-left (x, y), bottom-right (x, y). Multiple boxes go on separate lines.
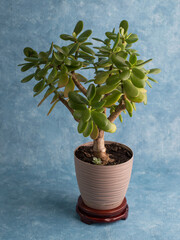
top-left (0, 0), bottom-right (180, 239)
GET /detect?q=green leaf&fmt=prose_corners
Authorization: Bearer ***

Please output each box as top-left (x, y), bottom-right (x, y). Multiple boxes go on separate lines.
top-left (125, 99), bottom-right (133, 116)
top-left (117, 51), bottom-right (128, 59)
top-left (21, 63), bottom-right (34, 72)
top-left (112, 32), bottom-right (120, 51)
top-left (78, 119), bottom-right (88, 133)
top-left (94, 72), bottom-right (109, 84)
top-left (131, 74), bottom-right (146, 88)
top-left (132, 68), bottom-right (146, 79)
top-left (105, 32), bottom-right (117, 40)
top-left (68, 100), bottom-right (87, 110)
top-left (119, 114), bottom-right (123, 123)
top-left (126, 34), bottom-right (138, 44)
top-left (78, 30), bottom-right (92, 42)
top-left (73, 20), bottom-right (83, 36)
top-left (129, 54), bottom-right (137, 65)
top-left (148, 76), bottom-right (158, 83)
top-left (123, 79), bottom-right (139, 97)
top-left (90, 123), bottom-right (99, 139)
top-left (96, 83), bottom-right (119, 95)
top-left (47, 42), bottom-right (53, 56)
top-left (87, 84), bottom-right (96, 101)
top-left (79, 45), bottom-right (95, 55)
top-left (60, 34), bottom-right (76, 41)
top-left (103, 90), bottom-right (122, 107)
top-left (47, 68), bottom-right (57, 84)
top-left (146, 80), bottom-right (152, 88)
top-left (53, 45), bottom-right (66, 55)
top-left (58, 72), bottom-right (69, 88)
top-left (75, 73), bottom-right (87, 82)
top-left (119, 20), bottom-right (129, 34)
top-left (91, 100), bottom-right (106, 109)
top-left (91, 111), bottom-right (108, 129)
top-left (33, 79), bottom-right (45, 92)
top-left (23, 47), bottom-right (38, 58)
top-left (111, 54), bottom-right (127, 68)
top-left (21, 73), bottom-right (34, 83)
top-left (54, 52), bottom-right (64, 61)
top-left (69, 43), bottom-right (79, 55)
top-left (143, 93), bottom-right (147, 105)
top-left (148, 68), bottom-right (161, 74)
top-left (119, 70), bottom-right (131, 80)
top-left (44, 85), bottom-right (56, 98)
top-left (24, 57), bottom-right (39, 63)
top-left (92, 38), bottom-right (105, 43)
top-left (68, 91), bottom-right (88, 104)
top-left (64, 77), bottom-right (75, 97)
top-left (135, 59), bottom-right (152, 67)
top-left (106, 75), bottom-right (121, 85)
top-left (126, 90), bottom-right (145, 103)
top-left (83, 119), bottom-right (93, 137)
top-left (47, 99), bottom-right (59, 116)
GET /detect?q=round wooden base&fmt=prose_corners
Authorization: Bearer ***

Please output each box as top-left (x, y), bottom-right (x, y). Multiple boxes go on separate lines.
top-left (76, 195), bottom-right (129, 224)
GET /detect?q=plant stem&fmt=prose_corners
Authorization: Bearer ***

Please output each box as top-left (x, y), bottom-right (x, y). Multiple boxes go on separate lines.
top-left (71, 72), bottom-right (87, 96)
top-left (108, 98), bottom-right (126, 122)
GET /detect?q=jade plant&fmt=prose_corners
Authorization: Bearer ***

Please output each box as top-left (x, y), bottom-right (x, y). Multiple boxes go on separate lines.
top-left (19, 20), bottom-right (160, 165)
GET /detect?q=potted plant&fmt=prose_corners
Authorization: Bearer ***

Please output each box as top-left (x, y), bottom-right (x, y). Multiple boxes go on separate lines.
top-left (19, 20), bottom-right (160, 223)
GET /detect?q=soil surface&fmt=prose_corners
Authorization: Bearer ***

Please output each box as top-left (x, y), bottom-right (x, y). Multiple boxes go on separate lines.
top-left (75, 143), bottom-right (132, 165)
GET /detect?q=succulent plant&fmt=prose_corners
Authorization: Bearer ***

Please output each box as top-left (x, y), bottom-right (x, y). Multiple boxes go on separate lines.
top-left (19, 20), bottom-right (160, 165)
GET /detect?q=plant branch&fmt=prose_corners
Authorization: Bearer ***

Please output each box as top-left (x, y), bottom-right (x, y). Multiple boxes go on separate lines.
top-left (108, 97), bottom-right (126, 122)
top-left (71, 71), bottom-right (87, 96)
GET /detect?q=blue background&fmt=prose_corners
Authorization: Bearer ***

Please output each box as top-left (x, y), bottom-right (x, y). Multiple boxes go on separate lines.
top-left (0, 0), bottom-right (180, 239)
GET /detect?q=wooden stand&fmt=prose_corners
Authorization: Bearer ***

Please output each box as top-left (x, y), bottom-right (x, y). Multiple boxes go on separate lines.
top-left (76, 195), bottom-right (129, 224)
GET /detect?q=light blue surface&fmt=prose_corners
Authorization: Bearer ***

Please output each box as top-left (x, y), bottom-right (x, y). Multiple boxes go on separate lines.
top-left (0, 0), bottom-right (180, 239)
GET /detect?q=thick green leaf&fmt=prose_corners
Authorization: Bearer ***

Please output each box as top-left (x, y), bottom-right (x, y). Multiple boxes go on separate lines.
top-left (106, 75), bottom-right (121, 85)
top-left (125, 99), bottom-right (133, 116)
top-left (92, 38), bottom-right (105, 43)
top-left (146, 80), bottom-right (152, 88)
top-left (60, 34), bottom-right (76, 41)
top-left (78, 119), bottom-right (88, 133)
top-left (83, 120), bottom-right (93, 137)
top-left (119, 70), bottom-right (131, 80)
top-left (94, 72), bottom-right (109, 84)
top-left (112, 32), bottom-right (120, 51)
top-left (33, 79), bottom-right (45, 92)
top-left (91, 100), bottom-right (106, 109)
top-left (123, 79), bottom-right (139, 97)
top-left (23, 47), bottom-right (38, 58)
top-left (73, 20), bottom-right (83, 36)
top-left (90, 123), bottom-right (99, 139)
top-left (126, 34), bottom-right (138, 44)
top-left (87, 84), bottom-right (96, 101)
top-left (136, 59), bottom-right (152, 67)
top-left (68, 100), bottom-right (87, 110)
top-left (53, 44), bottom-right (66, 55)
top-left (79, 45), bottom-right (95, 55)
top-left (105, 32), bottom-right (117, 40)
top-left (69, 43), bottom-right (79, 55)
top-left (148, 68), bottom-right (161, 74)
top-left (21, 73), bottom-right (34, 83)
top-left (129, 54), bottom-right (137, 65)
top-left (143, 93), bottom-right (147, 105)
top-left (54, 52), bottom-right (64, 61)
top-left (126, 90), bottom-right (145, 103)
top-left (111, 54), bottom-right (127, 68)
top-left (58, 72), bottom-right (69, 88)
top-left (68, 91), bottom-right (88, 104)
top-left (96, 83), bottom-right (119, 95)
top-left (119, 114), bottom-right (123, 123)
top-left (132, 68), bottom-right (146, 79)
top-left (103, 90), bottom-right (122, 107)
top-left (78, 30), bottom-right (92, 42)
top-left (47, 99), bottom-right (59, 116)
top-left (24, 57), bottom-right (39, 63)
top-left (91, 111), bottom-right (108, 129)
top-left (119, 20), bottom-right (129, 34)
top-left (64, 77), bottom-right (75, 97)
top-left (131, 74), bottom-right (146, 88)
top-left (47, 68), bottom-right (57, 84)
top-left (148, 76), bottom-right (158, 83)
top-left (117, 51), bottom-right (128, 59)
top-left (21, 63), bottom-right (34, 72)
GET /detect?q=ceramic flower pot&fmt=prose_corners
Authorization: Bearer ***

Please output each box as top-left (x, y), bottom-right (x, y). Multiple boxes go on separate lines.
top-left (74, 141), bottom-right (133, 210)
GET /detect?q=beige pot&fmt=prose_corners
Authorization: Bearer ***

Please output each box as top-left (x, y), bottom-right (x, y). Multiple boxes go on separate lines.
top-left (74, 141), bottom-right (133, 210)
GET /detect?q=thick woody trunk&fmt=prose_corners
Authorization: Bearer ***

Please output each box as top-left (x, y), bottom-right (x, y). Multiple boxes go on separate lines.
top-left (93, 130), bottom-right (112, 164)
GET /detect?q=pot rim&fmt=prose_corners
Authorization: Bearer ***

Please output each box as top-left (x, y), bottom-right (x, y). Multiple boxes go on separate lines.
top-left (74, 141), bottom-right (133, 168)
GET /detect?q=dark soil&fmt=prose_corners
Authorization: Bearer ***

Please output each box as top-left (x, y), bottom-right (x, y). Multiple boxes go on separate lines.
top-left (75, 143), bottom-right (132, 165)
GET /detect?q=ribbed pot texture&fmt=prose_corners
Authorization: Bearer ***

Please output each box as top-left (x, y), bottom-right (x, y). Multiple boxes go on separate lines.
top-left (74, 141), bottom-right (133, 210)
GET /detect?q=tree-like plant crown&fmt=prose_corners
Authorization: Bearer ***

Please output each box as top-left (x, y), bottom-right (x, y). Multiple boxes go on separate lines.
top-left (19, 20), bottom-right (160, 140)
